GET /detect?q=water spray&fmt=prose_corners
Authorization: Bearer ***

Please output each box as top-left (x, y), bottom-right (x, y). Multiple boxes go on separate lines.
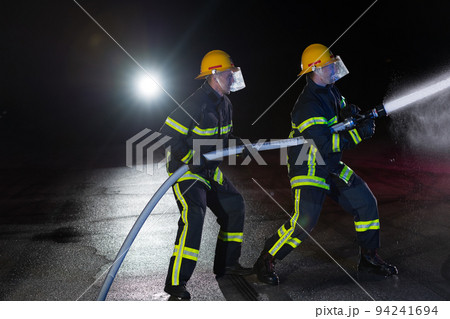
top-left (331, 75), bottom-right (450, 133)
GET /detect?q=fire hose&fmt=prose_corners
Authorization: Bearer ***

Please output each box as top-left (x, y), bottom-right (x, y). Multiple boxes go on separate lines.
top-left (97, 136), bottom-right (307, 300)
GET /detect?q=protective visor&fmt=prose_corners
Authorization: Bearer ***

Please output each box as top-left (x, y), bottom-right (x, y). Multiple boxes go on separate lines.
top-left (230, 67), bottom-right (246, 92)
top-left (328, 56), bottom-right (349, 82)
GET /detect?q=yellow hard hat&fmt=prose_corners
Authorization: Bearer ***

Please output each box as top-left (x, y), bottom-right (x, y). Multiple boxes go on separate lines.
top-left (195, 50), bottom-right (238, 79)
top-left (298, 43), bottom-right (338, 76)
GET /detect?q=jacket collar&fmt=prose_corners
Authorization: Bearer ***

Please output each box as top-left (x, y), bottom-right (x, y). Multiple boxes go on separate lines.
top-left (201, 80), bottom-right (224, 104)
top-left (307, 75), bottom-right (334, 93)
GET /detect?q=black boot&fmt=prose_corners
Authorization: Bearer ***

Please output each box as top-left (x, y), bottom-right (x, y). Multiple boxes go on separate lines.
top-left (253, 252), bottom-right (279, 285)
top-left (221, 262), bottom-right (254, 277)
top-left (164, 284), bottom-right (191, 301)
top-left (358, 248), bottom-right (398, 277)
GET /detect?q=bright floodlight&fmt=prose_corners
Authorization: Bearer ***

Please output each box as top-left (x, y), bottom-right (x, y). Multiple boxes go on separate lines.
top-left (136, 74), bottom-right (161, 99)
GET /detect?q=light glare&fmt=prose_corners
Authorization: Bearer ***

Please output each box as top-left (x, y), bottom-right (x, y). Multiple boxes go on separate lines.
top-left (136, 74), bottom-right (160, 98)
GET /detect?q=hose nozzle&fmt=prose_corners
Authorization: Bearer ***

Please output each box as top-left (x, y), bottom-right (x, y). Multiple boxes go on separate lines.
top-left (330, 104), bottom-right (387, 133)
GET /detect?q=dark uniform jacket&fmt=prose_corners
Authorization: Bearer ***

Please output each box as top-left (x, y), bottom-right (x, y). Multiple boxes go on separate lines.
top-left (287, 76), bottom-right (363, 190)
top-left (160, 81), bottom-right (233, 188)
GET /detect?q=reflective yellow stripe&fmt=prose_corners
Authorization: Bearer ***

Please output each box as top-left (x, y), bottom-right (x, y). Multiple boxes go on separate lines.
top-left (173, 245), bottom-right (199, 261)
top-left (349, 128), bottom-right (362, 144)
top-left (286, 237), bottom-right (302, 249)
top-left (277, 225), bottom-right (287, 237)
top-left (288, 130), bottom-right (295, 138)
top-left (332, 133), bottom-right (341, 152)
top-left (218, 231), bottom-right (243, 243)
top-left (269, 188), bottom-right (301, 256)
top-left (181, 149), bottom-right (194, 164)
top-left (213, 167), bottom-right (224, 185)
top-left (290, 175), bottom-right (330, 190)
top-left (307, 146), bottom-right (317, 176)
top-left (339, 163), bottom-right (354, 183)
top-left (172, 183), bottom-right (189, 285)
top-left (192, 126), bottom-right (218, 136)
top-left (354, 219), bottom-right (380, 232)
top-left (192, 123), bottom-right (233, 136)
top-left (165, 117), bottom-right (189, 135)
top-left (220, 123), bottom-right (233, 134)
top-left (293, 117), bottom-right (328, 133)
top-left (328, 116), bottom-right (338, 126)
top-left (177, 172), bottom-right (211, 188)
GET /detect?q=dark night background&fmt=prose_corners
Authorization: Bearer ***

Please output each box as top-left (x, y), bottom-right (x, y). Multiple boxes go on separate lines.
top-left (2, 0), bottom-right (450, 168)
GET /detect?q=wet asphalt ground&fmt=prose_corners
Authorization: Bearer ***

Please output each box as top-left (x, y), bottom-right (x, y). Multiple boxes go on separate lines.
top-left (1, 137), bottom-right (450, 303)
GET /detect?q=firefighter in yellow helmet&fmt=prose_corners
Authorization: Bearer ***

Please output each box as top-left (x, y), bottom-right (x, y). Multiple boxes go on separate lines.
top-left (253, 44), bottom-right (398, 285)
top-left (160, 50), bottom-right (251, 300)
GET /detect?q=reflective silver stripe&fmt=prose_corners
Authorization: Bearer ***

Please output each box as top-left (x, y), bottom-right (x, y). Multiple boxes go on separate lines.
top-left (354, 219), bottom-right (380, 232)
top-left (328, 116), bottom-right (338, 126)
top-left (349, 129), bottom-right (362, 144)
top-left (277, 225), bottom-right (287, 237)
top-left (339, 163), bottom-right (354, 183)
top-left (290, 175), bottom-right (330, 190)
top-left (307, 146), bottom-right (317, 176)
top-left (192, 123), bottom-right (232, 136)
top-left (181, 149), bottom-right (194, 164)
top-left (213, 167), bottom-right (224, 185)
top-left (220, 123), bottom-right (233, 134)
top-left (286, 237), bottom-right (302, 248)
top-left (165, 117), bottom-right (189, 135)
top-left (218, 231), bottom-right (243, 242)
top-left (177, 173), bottom-right (211, 188)
top-left (171, 183), bottom-right (189, 285)
top-left (332, 133), bottom-right (340, 152)
top-left (173, 245), bottom-right (199, 261)
top-left (269, 188), bottom-right (301, 256)
top-left (293, 117), bottom-right (328, 133)
top-left (192, 126), bottom-right (218, 136)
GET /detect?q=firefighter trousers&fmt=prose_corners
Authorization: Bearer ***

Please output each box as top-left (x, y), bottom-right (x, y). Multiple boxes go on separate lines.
top-left (263, 174), bottom-right (380, 260)
top-left (165, 175), bottom-right (245, 287)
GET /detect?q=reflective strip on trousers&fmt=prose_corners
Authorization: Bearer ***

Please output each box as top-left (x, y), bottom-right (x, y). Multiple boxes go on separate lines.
top-left (177, 173), bottom-right (211, 189)
top-left (171, 183), bottom-right (189, 285)
top-left (354, 219), bottom-right (380, 232)
top-left (218, 230), bottom-right (243, 243)
top-left (290, 175), bottom-right (330, 190)
top-left (268, 188), bottom-right (302, 256)
top-left (173, 245), bottom-right (199, 261)
top-left (213, 167), bottom-right (224, 185)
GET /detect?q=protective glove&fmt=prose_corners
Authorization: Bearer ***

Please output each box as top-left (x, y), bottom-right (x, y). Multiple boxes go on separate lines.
top-left (188, 154), bottom-right (208, 174)
top-left (356, 118), bottom-right (376, 140)
top-left (340, 103), bottom-right (361, 119)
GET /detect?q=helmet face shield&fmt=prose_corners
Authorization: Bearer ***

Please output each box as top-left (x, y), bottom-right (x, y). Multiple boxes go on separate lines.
top-left (314, 56), bottom-right (349, 84)
top-left (330, 56), bottom-right (349, 82)
top-left (230, 67), bottom-right (246, 92)
top-left (212, 67), bottom-right (246, 94)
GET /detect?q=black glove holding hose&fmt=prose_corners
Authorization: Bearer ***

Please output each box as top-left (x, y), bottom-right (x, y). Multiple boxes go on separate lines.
top-left (340, 103), bottom-right (361, 119)
top-left (356, 118), bottom-right (376, 140)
